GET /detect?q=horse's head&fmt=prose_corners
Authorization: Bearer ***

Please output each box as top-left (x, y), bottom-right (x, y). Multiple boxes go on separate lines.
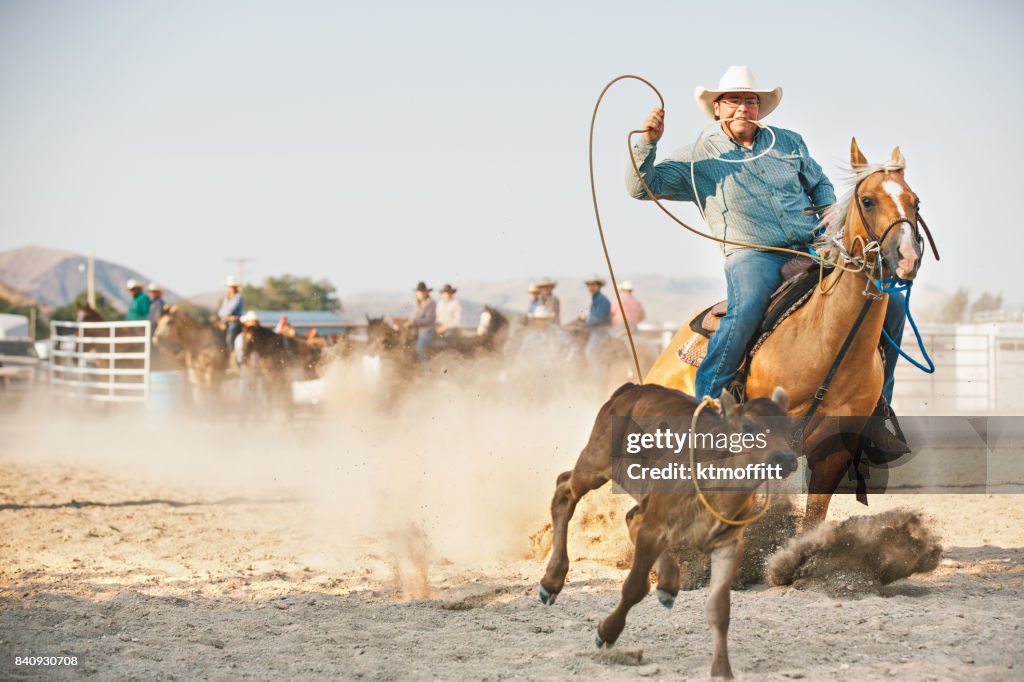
top-left (845, 138), bottom-right (925, 281)
top-left (75, 302), bottom-right (102, 322)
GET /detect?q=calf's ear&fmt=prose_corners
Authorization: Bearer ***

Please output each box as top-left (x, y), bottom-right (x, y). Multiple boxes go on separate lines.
top-left (718, 389), bottom-right (737, 416)
top-left (771, 386), bottom-right (789, 412)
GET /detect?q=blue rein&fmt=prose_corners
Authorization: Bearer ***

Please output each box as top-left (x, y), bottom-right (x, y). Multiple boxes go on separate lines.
top-left (875, 278), bottom-right (936, 374)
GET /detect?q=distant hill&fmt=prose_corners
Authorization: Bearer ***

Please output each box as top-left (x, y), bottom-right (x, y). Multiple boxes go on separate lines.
top-left (0, 246), bottom-right (178, 312)
top-left (0, 280), bottom-right (44, 310)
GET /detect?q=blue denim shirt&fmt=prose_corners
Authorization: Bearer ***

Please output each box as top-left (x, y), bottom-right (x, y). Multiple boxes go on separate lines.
top-left (627, 126), bottom-right (835, 256)
top-left (586, 291), bottom-right (612, 327)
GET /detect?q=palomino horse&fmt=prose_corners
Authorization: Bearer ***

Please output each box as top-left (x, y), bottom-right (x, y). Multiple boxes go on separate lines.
top-left (645, 139), bottom-right (930, 527)
top-left (153, 307), bottom-right (229, 401)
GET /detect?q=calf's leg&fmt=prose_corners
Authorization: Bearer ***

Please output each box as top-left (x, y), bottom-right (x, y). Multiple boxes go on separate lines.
top-left (539, 467), bottom-right (607, 604)
top-left (596, 522), bottom-right (666, 647)
top-left (707, 538), bottom-right (743, 680)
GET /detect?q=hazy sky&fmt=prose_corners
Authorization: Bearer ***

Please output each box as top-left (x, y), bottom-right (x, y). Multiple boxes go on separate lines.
top-left (1, 0), bottom-right (1021, 298)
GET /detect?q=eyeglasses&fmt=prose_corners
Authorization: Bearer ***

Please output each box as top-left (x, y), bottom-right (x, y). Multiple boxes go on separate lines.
top-left (718, 96), bottom-right (760, 108)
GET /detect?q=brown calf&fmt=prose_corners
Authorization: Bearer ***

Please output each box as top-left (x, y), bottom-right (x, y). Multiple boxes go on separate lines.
top-left (539, 382), bottom-right (797, 679)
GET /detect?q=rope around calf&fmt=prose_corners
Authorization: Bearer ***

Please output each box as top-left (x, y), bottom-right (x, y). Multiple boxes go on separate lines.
top-left (688, 396), bottom-right (772, 527)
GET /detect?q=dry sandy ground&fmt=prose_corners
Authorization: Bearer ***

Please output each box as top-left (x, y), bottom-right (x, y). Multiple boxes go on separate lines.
top-left (1, 455), bottom-right (1022, 681)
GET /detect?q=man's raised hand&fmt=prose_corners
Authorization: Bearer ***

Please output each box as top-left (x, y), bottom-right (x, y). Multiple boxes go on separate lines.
top-left (643, 107), bottom-right (664, 143)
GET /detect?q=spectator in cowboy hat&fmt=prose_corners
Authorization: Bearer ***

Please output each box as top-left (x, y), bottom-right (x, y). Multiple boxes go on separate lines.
top-left (536, 276), bottom-right (560, 324)
top-left (610, 280), bottom-right (647, 328)
top-left (217, 275), bottom-right (245, 351)
top-left (582, 274), bottom-right (612, 373)
top-left (526, 283), bottom-right (541, 315)
top-left (125, 278), bottom-right (150, 321)
top-left (145, 282), bottom-right (166, 330)
top-left (435, 283), bottom-right (463, 334)
top-left (410, 281), bottom-right (437, 364)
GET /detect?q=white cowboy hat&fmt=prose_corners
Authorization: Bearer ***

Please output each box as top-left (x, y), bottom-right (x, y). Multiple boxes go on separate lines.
top-left (527, 283), bottom-right (540, 294)
top-left (694, 66), bottom-right (782, 120)
top-left (240, 310), bottom-right (260, 324)
top-left (620, 280), bottom-right (634, 291)
top-left (530, 305), bottom-right (555, 320)
top-left (584, 273), bottom-right (606, 286)
top-left (537, 276), bottom-right (557, 289)
top-left (146, 282), bottom-right (163, 292)
top-left (125, 278), bottom-right (142, 290)
top-left (225, 275), bottom-right (240, 287)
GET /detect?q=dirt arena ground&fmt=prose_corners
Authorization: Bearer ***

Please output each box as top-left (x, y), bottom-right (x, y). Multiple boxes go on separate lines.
top-left (1, 388), bottom-right (1023, 680)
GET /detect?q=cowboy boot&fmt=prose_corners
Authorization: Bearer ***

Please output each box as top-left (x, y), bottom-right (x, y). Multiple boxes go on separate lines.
top-left (864, 397), bottom-right (910, 459)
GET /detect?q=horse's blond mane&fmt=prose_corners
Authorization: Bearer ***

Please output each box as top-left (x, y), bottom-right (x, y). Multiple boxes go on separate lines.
top-left (814, 159), bottom-right (906, 253)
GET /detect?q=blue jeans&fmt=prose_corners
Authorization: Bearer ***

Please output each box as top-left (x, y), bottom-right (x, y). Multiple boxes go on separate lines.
top-left (694, 249), bottom-right (905, 402)
top-left (415, 328), bottom-right (435, 364)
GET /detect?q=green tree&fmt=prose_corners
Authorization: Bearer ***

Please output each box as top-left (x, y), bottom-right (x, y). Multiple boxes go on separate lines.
top-left (937, 287), bottom-right (969, 324)
top-left (50, 291), bottom-right (122, 323)
top-left (242, 275), bottom-right (341, 312)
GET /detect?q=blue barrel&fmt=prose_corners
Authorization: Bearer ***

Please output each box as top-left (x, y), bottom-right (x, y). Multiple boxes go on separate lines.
top-left (147, 370), bottom-right (185, 414)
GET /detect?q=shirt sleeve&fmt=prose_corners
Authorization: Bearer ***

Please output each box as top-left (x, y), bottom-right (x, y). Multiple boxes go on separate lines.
top-left (796, 135), bottom-right (836, 208)
top-left (586, 295), bottom-right (612, 326)
top-left (626, 139), bottom-right (699, 203)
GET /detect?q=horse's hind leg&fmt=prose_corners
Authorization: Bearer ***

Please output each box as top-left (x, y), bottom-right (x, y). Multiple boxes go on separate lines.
top-left (707, 538), bottom-right (743, 680)
top-left (596, 519), bottom-right (666, 647)
top-left (539, 467), bottom-right (607, 605)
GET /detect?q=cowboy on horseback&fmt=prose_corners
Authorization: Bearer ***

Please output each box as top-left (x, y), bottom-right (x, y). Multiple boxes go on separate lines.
top-left (626, 66), bottom-right (908, 455)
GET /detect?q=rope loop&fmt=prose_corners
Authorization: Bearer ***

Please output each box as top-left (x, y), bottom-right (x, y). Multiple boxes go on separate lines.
top-left (688, 396), bottom-right (772, 528)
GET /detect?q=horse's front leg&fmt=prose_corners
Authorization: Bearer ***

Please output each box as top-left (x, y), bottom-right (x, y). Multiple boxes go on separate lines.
top-left (707, 536), bottom-right (744, 680)
top-left (804, 448), bottom-right (852, 529)
top-left (596, 521), bottom-right (666, 647)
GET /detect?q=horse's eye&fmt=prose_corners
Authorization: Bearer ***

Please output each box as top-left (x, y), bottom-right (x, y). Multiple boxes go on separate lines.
top-left (861, 196), bottom-right (874, 209)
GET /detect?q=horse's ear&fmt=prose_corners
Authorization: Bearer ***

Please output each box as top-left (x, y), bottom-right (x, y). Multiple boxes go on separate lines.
top-left (850, 137), bottom-right (868, 168)
top-left (169, 305), bottom-right (178, 314)
top-left (890, 146), bottom-right (905, 166)
top-left (717, 389), bottom-right (738, 416)
top-left (771, 386), bottom-right (789, 413)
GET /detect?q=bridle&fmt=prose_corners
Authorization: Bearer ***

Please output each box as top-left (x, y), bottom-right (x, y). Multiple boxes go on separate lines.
top-left (851, 174), bottom-right (941, 277)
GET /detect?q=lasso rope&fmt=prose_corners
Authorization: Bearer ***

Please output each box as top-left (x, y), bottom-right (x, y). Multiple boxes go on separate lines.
top-left (689, 396), bottom-right (772, 527)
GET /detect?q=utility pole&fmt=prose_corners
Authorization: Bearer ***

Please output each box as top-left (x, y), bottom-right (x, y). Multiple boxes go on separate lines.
top-left (87, 254), bottom-right (96, 308)
top-left (224, 257), bottom-right (255, 286)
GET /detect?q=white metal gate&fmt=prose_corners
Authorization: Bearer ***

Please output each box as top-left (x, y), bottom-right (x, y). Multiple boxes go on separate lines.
top-left (50, 320), bottom-right (151, 402)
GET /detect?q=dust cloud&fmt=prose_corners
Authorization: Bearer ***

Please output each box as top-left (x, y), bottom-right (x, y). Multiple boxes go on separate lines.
top-left (0, 355), bottom-right (613, 597)
top-left (767, 509), bottom-right (943, 594)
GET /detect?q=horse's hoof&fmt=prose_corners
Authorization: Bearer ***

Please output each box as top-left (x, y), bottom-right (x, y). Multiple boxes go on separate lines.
top-left (538, 585), bottom-right (558, 605)
top-left (655, 588), bottom-right (675, 609)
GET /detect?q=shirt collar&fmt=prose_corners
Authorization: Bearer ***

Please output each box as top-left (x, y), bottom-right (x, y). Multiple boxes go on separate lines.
top-left (707, 125), bottom-right (765, 152)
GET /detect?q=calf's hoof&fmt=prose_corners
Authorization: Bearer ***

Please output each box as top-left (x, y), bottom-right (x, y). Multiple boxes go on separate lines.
top-left (655, 588), bottom-right (675, 609)
top-left (538, 584), bottom-right (558, 605)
